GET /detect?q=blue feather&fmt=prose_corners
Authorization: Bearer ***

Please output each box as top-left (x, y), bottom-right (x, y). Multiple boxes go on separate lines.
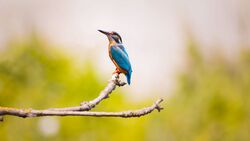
top-left (110, 45), bottom-right (132, 84)
top-left (125, 70), bottom-right (132, 85)
top-left (117, 44), bottom-right (129, 57)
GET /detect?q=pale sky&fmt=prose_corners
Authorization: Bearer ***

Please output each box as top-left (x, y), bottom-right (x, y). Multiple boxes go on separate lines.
top-left (0, 0), bottom-right (249, 100)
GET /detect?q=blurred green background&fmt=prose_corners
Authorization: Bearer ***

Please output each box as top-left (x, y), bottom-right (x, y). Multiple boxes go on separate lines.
top-left (0, 34), bottom-right (249, 141)
top-left (1, 0), bottom-right (250, 141)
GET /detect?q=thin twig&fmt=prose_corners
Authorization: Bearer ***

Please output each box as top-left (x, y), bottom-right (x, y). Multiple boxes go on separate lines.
top-left (0, 99), bottom-right (163, 118)
top-left (49, 73), bottom-right (126, 111)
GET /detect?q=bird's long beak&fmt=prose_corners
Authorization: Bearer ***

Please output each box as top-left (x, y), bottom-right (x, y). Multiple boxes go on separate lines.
top-left (98, 30), bottom-right (109, 35)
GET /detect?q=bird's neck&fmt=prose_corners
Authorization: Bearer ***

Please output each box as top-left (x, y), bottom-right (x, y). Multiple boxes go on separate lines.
top-left (109, 40), bottom-right (118, 46)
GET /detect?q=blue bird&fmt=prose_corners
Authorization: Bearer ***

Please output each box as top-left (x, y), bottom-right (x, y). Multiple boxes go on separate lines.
top-left (98, 30), bottom-right (132, 85)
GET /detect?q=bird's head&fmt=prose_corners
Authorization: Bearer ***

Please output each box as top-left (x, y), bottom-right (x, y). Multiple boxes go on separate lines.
top-left (98, 30), bottom-right (122, 44)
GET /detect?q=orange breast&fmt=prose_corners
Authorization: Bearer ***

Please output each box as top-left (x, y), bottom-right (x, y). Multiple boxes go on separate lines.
top-left (111, 58), bottom-right (127, 74)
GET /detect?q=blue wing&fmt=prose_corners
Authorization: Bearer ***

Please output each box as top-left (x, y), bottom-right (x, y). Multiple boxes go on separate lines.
top-left (117, 44), bottom-right (129, 57)
top-left (111, 45), bottom-right (132, 84)
top-left (110, 45), bottom-right (131, 71)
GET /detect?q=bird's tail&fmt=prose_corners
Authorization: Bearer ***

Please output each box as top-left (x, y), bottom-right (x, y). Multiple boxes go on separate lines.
top-left (126, 70), bottom-right (132, 85)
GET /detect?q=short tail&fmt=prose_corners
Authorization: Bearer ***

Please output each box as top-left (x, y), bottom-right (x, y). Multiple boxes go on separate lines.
top-left (125, 70), bottom-right (132, 85)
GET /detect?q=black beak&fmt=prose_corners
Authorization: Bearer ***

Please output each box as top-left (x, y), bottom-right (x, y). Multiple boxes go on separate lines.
top-left (98, 30), bottom-right (109, 35)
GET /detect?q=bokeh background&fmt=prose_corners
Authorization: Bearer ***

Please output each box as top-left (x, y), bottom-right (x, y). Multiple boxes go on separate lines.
top-left (0, 0), bottom-right (250, 141)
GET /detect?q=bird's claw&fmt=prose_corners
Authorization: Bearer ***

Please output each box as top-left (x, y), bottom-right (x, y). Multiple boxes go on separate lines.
top-left (112, 68), bottom-right (121, 75)
top-left (110, 73), bottom-right (126, 86)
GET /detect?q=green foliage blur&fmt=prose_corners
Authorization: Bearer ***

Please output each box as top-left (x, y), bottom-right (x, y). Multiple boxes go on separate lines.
top-left (0, 35), bottom-right (250, 141)
top-left (151, 42), bottom-right (250, 141)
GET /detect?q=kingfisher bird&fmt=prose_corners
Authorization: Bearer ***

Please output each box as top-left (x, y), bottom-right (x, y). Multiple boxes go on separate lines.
top-left (98, 30), bottom-right (132, 85)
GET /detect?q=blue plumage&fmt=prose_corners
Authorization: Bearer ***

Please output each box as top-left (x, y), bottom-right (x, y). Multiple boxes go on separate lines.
top-left (110, 45), bottom-right (132, 84)
top-left (117, 44), bottom-right (129, 57)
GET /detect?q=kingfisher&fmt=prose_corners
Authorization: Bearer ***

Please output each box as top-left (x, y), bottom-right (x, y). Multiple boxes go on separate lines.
top-left (98, 30), bottom-right (132, 85)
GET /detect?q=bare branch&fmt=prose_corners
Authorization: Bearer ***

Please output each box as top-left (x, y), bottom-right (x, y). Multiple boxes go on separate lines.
top-left (0, 73), bottom-right (164, 120)
top-left (49, 73), bottom-right (126, 111)
top-left (0, 99), bottom-right (163, 118)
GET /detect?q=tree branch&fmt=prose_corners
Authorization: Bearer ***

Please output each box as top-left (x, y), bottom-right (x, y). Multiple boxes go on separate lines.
top-left (0, 98), bottom-right (163, 118)
top-left (0, 73), bottom-right (164, 120)
top-left (49, 73), bottom-right (126, 111)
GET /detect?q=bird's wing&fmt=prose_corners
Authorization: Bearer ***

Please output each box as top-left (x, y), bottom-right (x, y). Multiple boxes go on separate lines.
top-left (110, 45), bottom-right (132, 72)
top-left (117, 44), bottom-right (129, 58)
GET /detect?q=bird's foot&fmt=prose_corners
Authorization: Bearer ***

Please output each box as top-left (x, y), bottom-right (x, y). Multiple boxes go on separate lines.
top-left (112, 69), bottom-right (121, 75)
top-left (110, 72), bottom-right (126, 86)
